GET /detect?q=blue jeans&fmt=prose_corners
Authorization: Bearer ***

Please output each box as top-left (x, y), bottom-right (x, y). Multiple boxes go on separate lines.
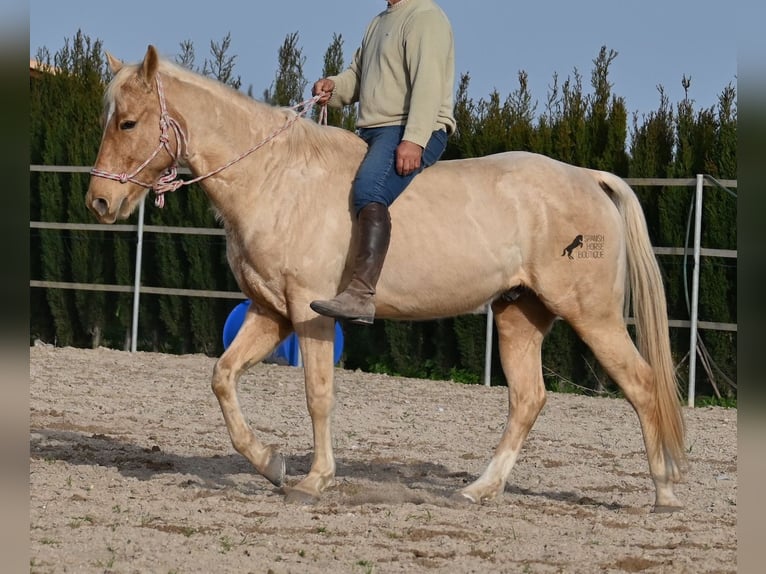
top-left (352, 126), bottom-right (448, 215)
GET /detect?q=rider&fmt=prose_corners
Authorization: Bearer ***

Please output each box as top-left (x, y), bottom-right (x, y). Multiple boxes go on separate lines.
top-left (310, 0), bottom-right (456, 325)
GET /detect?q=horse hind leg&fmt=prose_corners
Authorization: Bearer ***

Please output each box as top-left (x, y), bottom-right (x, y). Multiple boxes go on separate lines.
top-left (575, 320), bottom-right (684, 511)
top-left (459, 293), bottom-right (555, 503)
top-left (211, 305), bottom-right (292, 487)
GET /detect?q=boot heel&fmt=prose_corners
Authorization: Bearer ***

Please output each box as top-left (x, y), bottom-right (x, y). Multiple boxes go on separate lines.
top-left (349, 315), bottom-right (374, 325)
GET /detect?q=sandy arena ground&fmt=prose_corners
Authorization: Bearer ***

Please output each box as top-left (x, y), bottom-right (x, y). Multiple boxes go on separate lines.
top-left (29, 345), bottom-right (736, 573)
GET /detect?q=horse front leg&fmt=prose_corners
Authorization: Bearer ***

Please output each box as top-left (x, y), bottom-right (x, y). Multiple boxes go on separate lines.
top-left (459, 295), bottom-right (554, 503)
top-left (212, 304), bottom-right (292, 486)
top-left (283, 315), bottom-right (338, 504)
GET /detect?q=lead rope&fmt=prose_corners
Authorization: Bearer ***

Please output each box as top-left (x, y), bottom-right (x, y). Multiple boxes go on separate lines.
top-left (91, 74), bottom-right (329, 208)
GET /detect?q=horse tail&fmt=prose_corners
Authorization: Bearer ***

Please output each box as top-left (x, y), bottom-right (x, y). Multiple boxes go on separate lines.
top-left (596, 171), bottom-right (687, 476)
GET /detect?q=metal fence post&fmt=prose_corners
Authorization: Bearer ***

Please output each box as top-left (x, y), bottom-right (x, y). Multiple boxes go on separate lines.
top-left (130, 198), bottom-right (146, 352)
top-left (484, 304), bottom-right (493, 386)
top-left (687, 175), bottom-right (704, 407)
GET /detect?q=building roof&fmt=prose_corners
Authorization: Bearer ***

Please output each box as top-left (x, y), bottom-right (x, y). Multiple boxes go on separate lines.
top-left (30, 58), bottom-right (59, 78)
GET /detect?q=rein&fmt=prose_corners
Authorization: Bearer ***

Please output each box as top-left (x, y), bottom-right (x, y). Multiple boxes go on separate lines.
top-left (90, 74), bottom-right (328, 208)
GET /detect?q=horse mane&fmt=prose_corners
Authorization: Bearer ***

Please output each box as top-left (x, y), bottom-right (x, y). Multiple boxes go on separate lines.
top-left (104, 56), bottom-right (366, 168)
top-left (286, 113), bottom-right (366, 168)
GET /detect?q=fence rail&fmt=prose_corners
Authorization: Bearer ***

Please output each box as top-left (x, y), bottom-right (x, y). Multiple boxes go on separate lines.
top-left (30, 167), bottom-right (737, 405)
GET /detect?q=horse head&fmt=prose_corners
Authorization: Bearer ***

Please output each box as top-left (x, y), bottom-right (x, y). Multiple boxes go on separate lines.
top-left (86, 45), bottom-right (183, 223)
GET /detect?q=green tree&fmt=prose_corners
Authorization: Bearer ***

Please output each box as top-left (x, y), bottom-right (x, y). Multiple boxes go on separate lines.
top-left (714, 84), bottom-right (737, 178)
top-left (175, 39), bottom-right (196, 70)
top-left (61, 35), bottom-right (110, 347)
top-left (551, 69), bottom-right (588, 164)
top-left (182, 188), bottom-right (222, 355)
top-left (264, 31), bottom-right (307, 106)
top-left (384, 321), bottom-right (425, 377)
top-left (110, 230), bottom-right (134, 349)
top-left (586, 47), bottom-right (629, 174)
top-left (472, 89), bottom-right (508, 157)
top-left (504, 70), bottom-right (537, 151)
top-left (317, 33), bottom-right (357, 130)
top-left (149, 197), bottom-right (190, 352)
top-left (703, 85), bottom-right (737, 395)
top-left (452, 315), bottom-right (488, 381)
top-left (445, 72), bottom-right (476, 159)
top-left (31, 31), bottom-right (109, 347)
top-left (586, 46), bottom-right (615, 169)
top-left (30, 48), bottom-right (54, 342)
top-left (628, 87), bottom-right (675, 246)
top-left (674, 84), bottom-right (737, 398)
top-left (534, 73), bottom-right (562, 158)
top-left (202, 33), bottom-right (242, 90)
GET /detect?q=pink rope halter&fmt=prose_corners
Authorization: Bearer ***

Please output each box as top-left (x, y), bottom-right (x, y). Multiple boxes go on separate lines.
top-left (90, 74), bottom-right (328, 208)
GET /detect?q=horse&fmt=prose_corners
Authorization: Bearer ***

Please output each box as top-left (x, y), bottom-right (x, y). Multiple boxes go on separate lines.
top-left (86, 45), bottom-right (686, 511)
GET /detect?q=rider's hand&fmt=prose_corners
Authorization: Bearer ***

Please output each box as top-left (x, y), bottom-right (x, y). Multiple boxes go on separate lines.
top-left (396, 140), bottom-right (424, 176)
top-left (312, 78), bottom-right (335, 105)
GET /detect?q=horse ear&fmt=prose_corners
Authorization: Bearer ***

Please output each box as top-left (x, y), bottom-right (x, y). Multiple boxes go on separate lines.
top-left (140, 45), bottom-right (159, 85)
top-left (105, 51), bottom-right (123, 74)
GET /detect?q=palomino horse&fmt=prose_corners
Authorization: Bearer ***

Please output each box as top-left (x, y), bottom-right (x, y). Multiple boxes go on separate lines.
top-left (87, 46), bottom-right (686, 511)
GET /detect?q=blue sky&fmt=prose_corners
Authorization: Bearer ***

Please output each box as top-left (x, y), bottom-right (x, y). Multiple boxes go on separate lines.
top-left (29, 0), bottom-right (736, 119)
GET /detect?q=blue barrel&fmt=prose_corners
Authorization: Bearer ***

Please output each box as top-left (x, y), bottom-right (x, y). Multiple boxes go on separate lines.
top-left (222, 300), bottom-right (344, 366)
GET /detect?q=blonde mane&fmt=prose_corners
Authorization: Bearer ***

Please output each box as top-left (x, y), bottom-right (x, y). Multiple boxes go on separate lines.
top-left (104, 57), bottom-right (365, 168)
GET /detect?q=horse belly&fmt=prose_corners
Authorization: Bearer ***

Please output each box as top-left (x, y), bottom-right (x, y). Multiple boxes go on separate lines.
top-left (375, 278), bottom-right (515, 320)
top-left (376, 227), bottom-right (524, 320)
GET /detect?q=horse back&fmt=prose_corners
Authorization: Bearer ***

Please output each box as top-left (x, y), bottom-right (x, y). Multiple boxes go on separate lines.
top-left (375, 152), bottom-right (626, 319)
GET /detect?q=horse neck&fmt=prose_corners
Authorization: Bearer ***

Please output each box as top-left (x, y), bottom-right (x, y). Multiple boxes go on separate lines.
top-left (168, 74), bottom-right (295, 196)
top-left (166, 75), bottom-right (316, 227)
top-left (159, 71), bottom-right (364, 233)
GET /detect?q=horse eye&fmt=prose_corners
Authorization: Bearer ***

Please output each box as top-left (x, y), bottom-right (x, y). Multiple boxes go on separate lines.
top-left (119, 120), bottom-right (137, 130)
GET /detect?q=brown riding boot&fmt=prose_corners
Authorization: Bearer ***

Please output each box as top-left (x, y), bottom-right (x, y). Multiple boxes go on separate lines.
top-left (310, 202), bottom-right (391, 325)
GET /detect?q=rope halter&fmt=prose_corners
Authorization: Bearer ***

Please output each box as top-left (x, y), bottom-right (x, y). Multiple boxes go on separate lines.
top-left (90, 74), bottom-right (328, 208)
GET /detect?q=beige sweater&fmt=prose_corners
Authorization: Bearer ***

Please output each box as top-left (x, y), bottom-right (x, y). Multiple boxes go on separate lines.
top-left (328, 0), bottom-right (456, 148)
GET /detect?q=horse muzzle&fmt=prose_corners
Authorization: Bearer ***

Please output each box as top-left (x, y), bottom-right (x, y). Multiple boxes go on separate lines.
top-left (86, 180), bottom-right (141, 223)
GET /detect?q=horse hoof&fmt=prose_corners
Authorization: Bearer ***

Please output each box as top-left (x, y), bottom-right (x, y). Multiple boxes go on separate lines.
top-left (451, 491), bottom-right (479, 505)
top-left (262, 452), bottom-right (285, 487)
top-left (283, 486), bottom-right (319, 505)
top-left (652, 504), bottom-right (683, 514)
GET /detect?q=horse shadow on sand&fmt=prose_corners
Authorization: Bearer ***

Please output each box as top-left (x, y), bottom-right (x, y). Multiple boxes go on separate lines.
top-left (30, 427), bottom-right (624, 510)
